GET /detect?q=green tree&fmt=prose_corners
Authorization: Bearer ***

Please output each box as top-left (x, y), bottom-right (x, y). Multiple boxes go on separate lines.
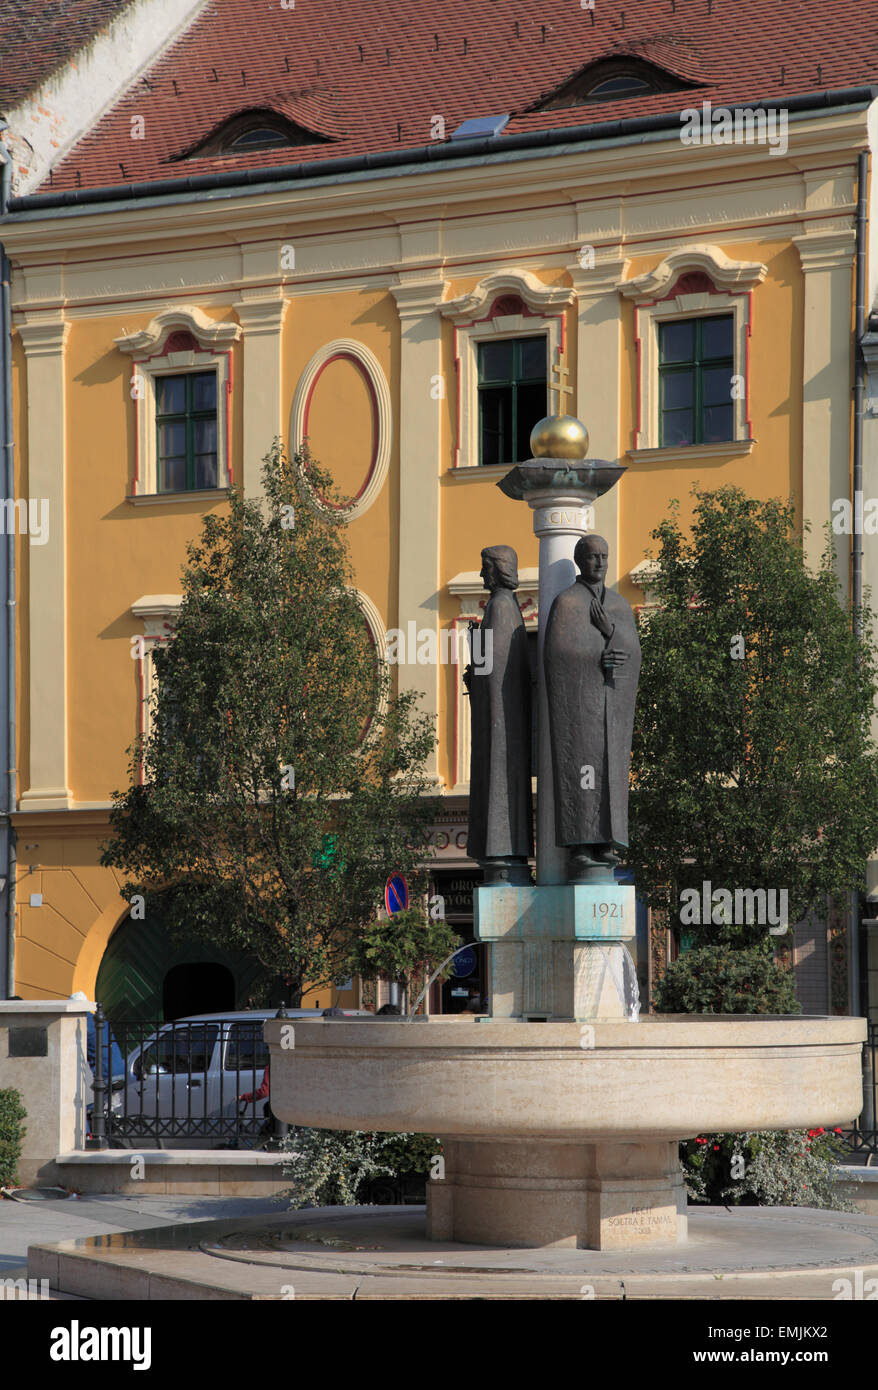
top-left (351, 905), bottom-right (462, 1009)
top-left (102, 444), bottom-right (438, 1003)
top-left (630, 485), bottom-right (878, 949)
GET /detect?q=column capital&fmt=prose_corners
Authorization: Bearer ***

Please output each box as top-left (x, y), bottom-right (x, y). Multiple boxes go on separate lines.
top-left (390, 274), bottom-right (447, 320)
top-left (566, 254), bottom-right (630, 297)
top-left (16, 315), bottom-right (69, 358)
top-left (233, 295), bottom-right (287, 336)
top-left (793, 227), bottom-right (856, 273)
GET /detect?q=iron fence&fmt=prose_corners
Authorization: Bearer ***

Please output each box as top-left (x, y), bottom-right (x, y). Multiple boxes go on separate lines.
top-left (842, 1021), bottom-right (878, 1161)
top-left (87, 1004), bottom-right (286, 1150)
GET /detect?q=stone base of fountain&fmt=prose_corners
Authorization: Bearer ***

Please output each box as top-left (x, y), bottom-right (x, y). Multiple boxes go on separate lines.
top-left (475, 883), bottom-right (639, 1020)
top-left (427, 1137), bottom-right (685, 1249)
top-left (267, 1015), bottom-right (865, 1252)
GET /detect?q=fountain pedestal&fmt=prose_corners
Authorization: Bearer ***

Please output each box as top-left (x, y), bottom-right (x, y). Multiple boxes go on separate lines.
top-left (426, 1137), bottom-right (685, 1249)
top-left (476, 882), bottom-right (637, 1020)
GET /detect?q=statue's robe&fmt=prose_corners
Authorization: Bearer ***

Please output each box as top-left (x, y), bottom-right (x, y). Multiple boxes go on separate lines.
top-left (544, 578), bottom-right (641, 849)
top-left (467, 587), bottom-right (533, 861)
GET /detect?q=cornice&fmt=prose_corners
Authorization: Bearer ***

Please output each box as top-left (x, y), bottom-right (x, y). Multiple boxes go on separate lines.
top-left (1, 102), bottom-right (868, 259)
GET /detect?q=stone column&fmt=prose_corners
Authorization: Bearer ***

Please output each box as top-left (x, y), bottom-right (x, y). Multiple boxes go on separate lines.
top-left (234, 286), bottom-right (287, 504)
top-left (793, 222), bottom-right (856, 588)
top-left (390, 266), bottom-right (446, 784)
top-left (17, 314), bottom-right (71, 810)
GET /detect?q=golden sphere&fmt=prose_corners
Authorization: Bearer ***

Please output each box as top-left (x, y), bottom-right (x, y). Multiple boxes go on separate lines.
top-left (529, 415), bottom-right (589, 460)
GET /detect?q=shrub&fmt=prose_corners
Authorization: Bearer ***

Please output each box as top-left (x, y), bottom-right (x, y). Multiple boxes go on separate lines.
top-left (0, 1089), bottom-right (27, 1188)
top-left (682, 1127), bottom-right (855, 1211)
top-left (653, 943), bottom-right (801, 1015)
top-left (281, 1128), bottom-right (441, 1208)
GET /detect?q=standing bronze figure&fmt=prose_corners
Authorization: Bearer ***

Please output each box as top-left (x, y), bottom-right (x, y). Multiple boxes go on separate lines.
top-left (543, 535), bottom-right (641, 882)
top-left (465, 545), bottom-right (533, 884)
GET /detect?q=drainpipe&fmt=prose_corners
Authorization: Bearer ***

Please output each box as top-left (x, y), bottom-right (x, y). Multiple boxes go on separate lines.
top-left (852, 149), bottom-right (869, 1019)
top-left (0, 126), bottom-right (15, 999)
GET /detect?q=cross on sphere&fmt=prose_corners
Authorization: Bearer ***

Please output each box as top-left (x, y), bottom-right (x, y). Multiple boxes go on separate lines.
top-left (550, 357), bottom-right (573, 415)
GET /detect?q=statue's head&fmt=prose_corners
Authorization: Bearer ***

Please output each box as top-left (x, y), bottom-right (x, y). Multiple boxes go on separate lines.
top-left (481, 545), bottom-right (519, 591)
top-left (574, 534), bottom-right (609, 586)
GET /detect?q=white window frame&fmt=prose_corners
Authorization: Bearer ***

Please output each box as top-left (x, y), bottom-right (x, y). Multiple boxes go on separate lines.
top-left (115, 306), bottom-right (241, 497)
top-left (440, 269), bottom-right (573, 470)
top-left (131, 594), bottom-right (182, 773)
top-left (617, 245), bottom-right (766, 459)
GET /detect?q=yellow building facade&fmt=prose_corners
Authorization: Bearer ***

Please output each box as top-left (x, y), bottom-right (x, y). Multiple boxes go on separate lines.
top-left (2, 97), bottom-right (869, 1016)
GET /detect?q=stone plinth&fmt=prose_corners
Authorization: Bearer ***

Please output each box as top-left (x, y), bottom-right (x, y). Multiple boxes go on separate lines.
top-left (426, 1137), bottom-right (686, 1249)
top-left (266, 1015), bottom-right (867, 1251)
top-left (475, 882), bottom-right (636, 1019)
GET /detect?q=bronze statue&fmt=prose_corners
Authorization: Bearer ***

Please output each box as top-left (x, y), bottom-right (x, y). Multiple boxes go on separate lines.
top-left (465, 545), bottom-right (533, 883)
top-left (543, 535), bottom-right (641, 882)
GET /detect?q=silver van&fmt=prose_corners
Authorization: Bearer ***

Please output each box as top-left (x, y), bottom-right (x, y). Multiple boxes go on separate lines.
top-left (106, 1008), bottom-right (368, 1148)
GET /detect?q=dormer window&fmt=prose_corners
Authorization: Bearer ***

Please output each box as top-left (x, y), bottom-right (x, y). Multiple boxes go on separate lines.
top-left (588, 75), bottom-right (654, 99)
top-left (171, 109), bottom-right (331, 162)
top-left (227, 126), bottom-right (291, 151)
top-left (534, 56), bottom-right (698, 111)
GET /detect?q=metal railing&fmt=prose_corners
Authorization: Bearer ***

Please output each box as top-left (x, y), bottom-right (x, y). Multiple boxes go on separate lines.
top-left (843, 1021), bottom-right (878, 1161)
top-left (87, 1003), bottom-right (287, 1150)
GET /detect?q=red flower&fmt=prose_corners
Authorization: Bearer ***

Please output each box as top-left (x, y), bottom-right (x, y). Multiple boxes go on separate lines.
top-left (713, 1145), bottom-right (720, 1151)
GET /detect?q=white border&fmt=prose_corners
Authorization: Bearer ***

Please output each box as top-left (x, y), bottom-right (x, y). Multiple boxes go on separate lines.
top-left (290, 338), bottom-right (392, 520)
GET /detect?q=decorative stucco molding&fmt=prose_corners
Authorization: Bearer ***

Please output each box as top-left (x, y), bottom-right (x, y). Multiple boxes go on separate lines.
top-left (617, 244), bottom-right (767, 301)
top-left (440, 268), bottom-right (574, 325)
top-left (115, 305), bottom-right (242, 356)
top-left (290, 338), bottom-right (392, 520)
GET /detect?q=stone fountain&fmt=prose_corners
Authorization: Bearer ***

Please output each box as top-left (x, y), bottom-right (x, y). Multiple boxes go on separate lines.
top-left (267, 388), bottom-right (865, 1253)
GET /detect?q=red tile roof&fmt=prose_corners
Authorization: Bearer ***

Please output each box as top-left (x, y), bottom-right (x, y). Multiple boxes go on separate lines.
top-left (0, 0), bottom-right (141, 109)
top-left (32, 0), bottom-right (878, 194)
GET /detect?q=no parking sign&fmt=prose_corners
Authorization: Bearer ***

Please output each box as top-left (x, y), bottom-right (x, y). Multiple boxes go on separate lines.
top-left (384, 874), bottom-right (409, 915)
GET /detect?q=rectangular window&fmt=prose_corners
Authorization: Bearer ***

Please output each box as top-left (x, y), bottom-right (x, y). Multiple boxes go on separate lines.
top-left (658, 316), bottom-right (734, 447)
top-left (478, 337), bottom-right (547, 466)
top-left (155, 371), bottom-right (219, 492)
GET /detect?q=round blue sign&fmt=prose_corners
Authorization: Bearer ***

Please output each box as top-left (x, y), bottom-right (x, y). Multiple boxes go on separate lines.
top-left (450, 945), bottom-right (478, 979)
top-left (384, 874), bottom-right (409, 915)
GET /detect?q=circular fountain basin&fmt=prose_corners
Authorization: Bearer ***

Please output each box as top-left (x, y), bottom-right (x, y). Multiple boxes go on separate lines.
top-left (266, 1015), bottom-right (864, 1140)
top-left (266, 1015), bottom-right (866, 1251)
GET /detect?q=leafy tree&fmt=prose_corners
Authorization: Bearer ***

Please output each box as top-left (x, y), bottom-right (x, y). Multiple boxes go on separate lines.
top-left (102, 445), bottom-right (438, 1004)
top-left (630, 485), bottom-right (878, 948)
top-left (350, 905), bottom-right (461, 1009)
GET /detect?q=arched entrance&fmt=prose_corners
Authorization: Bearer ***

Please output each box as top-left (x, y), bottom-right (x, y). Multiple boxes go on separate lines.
top-left (95, 913), bottom-right (270, 1034)
top-left (162, 962), bottom-right (235, 1019)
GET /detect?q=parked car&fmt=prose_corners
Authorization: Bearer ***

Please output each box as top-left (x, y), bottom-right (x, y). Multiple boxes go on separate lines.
top-left (105, 1008), bottom-right (369, 1149)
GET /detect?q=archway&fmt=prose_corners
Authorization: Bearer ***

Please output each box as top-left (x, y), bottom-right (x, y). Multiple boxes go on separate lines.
top-left (95, 912), bottom-right (270, 1038)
